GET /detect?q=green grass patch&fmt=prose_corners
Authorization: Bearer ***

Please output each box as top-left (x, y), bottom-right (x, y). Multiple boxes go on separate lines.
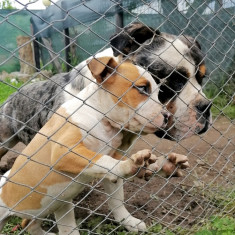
top-left (206, 92), bottom-right (235, 120)
top-left (2, 187), bottom-right (235, 234)
top-left (195, 216), bottom-right (235, 235)
top-left (2, 216), bottom-right (29, 235)
top-left (0, 79), bottom-right (24, 104)
top-left (3, 215), bottom-right (235, 235)
top-left (204, 78), bottom-right (235, 120)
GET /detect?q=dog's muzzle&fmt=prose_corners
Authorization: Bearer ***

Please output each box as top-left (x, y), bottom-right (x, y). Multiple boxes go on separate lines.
top-left (155, 101), bottom-right (212, 141)
top-left (196, 101), bottom-right (212, 134)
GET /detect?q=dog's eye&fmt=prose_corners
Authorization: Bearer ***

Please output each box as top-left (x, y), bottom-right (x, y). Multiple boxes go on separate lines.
top-left (136, 85), bottom-right (150, 95)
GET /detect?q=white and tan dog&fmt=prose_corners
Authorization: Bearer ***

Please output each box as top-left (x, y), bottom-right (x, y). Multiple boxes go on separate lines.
top-left (0, 57), bottom-right (189, 234)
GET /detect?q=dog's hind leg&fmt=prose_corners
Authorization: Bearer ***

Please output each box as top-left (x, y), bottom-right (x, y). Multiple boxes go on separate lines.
top-left (27, 220), bottom-right (56, 235)
top-left (0, 136), bottom-right (19, 159)
top-left (0, 170), bottom-right (12, 232)
top-left (0, 206), bottom-right (11, 232)
top-left (0, 116), bottom-right (19, 160)
top-left (54, 201), bottom-right (80, 235)
top-left (0, 217), bottom-right (9, 232)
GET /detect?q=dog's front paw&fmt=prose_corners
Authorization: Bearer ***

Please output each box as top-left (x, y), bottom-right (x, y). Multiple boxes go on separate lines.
top-left (130, 149), bottom-right (151, 166)
top-left (126, 149), bottom-right (151, 176)
top-left (161, 153), bottom-right (190, 177)
top-left (121, 216), bottom-right (146, 232)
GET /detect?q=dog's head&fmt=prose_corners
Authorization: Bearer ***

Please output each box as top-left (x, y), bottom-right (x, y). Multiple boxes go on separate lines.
top-left (87, 56), bottom-right (169, 134)
top-left (110, 22), bottom-right (212, 141)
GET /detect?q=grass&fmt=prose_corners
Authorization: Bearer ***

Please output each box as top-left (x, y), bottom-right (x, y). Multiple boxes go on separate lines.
top-left (0, 79), bottom-right (24, 104)
top-left (204, 78), bottom-right (235, 120)
top-left (2, 217), bottom-right (29, 235)
top-left (194, 216), bottom-right (235, 235)
top-left (2, 187), bottom-right (234, 234)
top-left (2, 214), bottom-right (235, 234)
top-left (205, 91), bottom-right (235, 120)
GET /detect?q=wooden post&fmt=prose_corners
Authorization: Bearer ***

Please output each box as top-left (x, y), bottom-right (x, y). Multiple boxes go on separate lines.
top-left (115, 0), bottom-right (124, 33)
top-left (64, 28), bottom-right (71, 72)
top-left (17, 36), bottom-right (36, 74)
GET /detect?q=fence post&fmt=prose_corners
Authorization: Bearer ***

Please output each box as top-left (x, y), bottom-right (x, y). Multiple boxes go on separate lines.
top-left (31, 24), bottom-right (40, 71)
top-left (115, 0), bottom-right (124, 32)
top-left (17, 36), bottom-right (36, 74)
top-left (64, 28), bottom-right (72, 72)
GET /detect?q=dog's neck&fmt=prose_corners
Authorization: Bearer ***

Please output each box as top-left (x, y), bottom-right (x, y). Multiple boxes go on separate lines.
top-left (64, 82), bottom-right (109, 118)
top-left (62, 82), bottom-right (125, 155)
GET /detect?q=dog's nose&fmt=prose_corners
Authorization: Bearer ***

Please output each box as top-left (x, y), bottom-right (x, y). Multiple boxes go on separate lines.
top-left (196, 101), bottom-right (212, 117)
top-left (161, 111), bottom-right (170, 124)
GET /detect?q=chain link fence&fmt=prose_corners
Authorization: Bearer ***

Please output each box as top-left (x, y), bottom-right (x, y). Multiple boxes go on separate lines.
top-left (0, 0), bottom-right (234, 234)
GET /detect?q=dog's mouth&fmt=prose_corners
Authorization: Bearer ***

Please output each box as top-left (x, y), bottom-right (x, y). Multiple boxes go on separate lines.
top-left (155, 111), bottom-right (212, 141)
top-left (129, 114), bottom-right (168, 134)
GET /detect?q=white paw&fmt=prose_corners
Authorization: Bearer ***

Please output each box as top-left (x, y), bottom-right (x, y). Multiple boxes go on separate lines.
top-left (121, 216), bottom-right (146, 232)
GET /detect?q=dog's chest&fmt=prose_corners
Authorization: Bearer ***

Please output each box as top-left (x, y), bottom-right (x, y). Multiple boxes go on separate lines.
top-left (81, 119), bottom-right (123, 156)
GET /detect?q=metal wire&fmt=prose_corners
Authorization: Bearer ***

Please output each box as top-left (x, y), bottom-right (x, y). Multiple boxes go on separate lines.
top-left (0, 0), bottom-right (234, 235)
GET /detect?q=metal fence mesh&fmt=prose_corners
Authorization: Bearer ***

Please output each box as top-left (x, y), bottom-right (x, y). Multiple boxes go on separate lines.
top-left (0, 0), bottom-right (234, 234)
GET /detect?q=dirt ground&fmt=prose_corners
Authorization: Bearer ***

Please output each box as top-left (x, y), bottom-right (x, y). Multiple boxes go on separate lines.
top-left (1, 116), bottom-right (234, 231)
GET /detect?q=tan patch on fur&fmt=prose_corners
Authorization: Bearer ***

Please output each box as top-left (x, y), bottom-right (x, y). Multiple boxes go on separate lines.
top-left (112, 152), bottom-right (127, 161)
top-left (104, 62), bottom-right (149, 108)
top-left (1, 108), bottom-right (103, 211)
top-left (165, 101), bottom-right (177, 130)
top-left (199, 64), bottom-right (206, 77)
top-left (166, 101), bottom-right (176, 115)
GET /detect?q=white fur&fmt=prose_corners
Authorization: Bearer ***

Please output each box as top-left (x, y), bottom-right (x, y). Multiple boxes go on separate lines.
top-left (63, 65), bottom-right (164, 150)
top-left (0, 170), bottom-right (10, 195)
top-left (156, 37), bottom-right (195, 78)
top-left (64, 48), bottom-right (115, 102)
top-left (61, 63), bottom-right (165, 233)
top-left (0, 61), bottom-right (164, 234)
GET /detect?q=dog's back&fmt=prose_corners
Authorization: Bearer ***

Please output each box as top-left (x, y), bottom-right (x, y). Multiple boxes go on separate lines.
top-left (0, 62), bottom-right (91, 154)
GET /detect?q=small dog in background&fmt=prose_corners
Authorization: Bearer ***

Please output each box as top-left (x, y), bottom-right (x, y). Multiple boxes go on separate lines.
top-left (0, 57), bottom-right (189, 234)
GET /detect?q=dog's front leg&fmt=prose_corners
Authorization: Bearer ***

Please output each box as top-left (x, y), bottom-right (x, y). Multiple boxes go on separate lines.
top-left (101, 149), bottom-right (154, 232)
top-left (103, 178), bottom-right (146, 232)
top-left (54, 201), bottom-right (80, 235)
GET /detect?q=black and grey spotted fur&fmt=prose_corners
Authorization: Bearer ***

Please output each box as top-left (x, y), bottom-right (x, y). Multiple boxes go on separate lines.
top-left (0, 62), bottom-right (88, 157)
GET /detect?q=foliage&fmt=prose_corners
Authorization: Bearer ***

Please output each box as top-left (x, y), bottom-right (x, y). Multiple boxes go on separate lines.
top-left (0, 61), bottom-right (20, 73)
top-left (198, 187), bottom-right (235, 216)
top-left (0, 78), bottom-right (24, 104)
top-left (2, 216), bottom-right (29, 234)
top-left (0, 0), bottom-right (15, 9)
top-left (204, 76), bottom-right (235, 120)
top-left (195, 216), bottom-right (235, 235)
top-left (1, 187), bottom-right (235, 234)
top-left (61, 52), bottom-right (79, 73)
top-left (3, 215), bottom-right (235, 235)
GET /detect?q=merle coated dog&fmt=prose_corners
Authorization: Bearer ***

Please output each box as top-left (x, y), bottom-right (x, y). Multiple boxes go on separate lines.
top-left (0, 22), bottom-right (211, 159)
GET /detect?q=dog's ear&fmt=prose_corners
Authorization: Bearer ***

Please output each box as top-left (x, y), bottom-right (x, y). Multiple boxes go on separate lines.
top-left (179, 35), bottom-right (201, 50)
top-left (110, 22), bottom-right (160, 57)
top-left (87, 57), bottom-right (118, 83)
top-left (179, 35), bottom-right (205, 83)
